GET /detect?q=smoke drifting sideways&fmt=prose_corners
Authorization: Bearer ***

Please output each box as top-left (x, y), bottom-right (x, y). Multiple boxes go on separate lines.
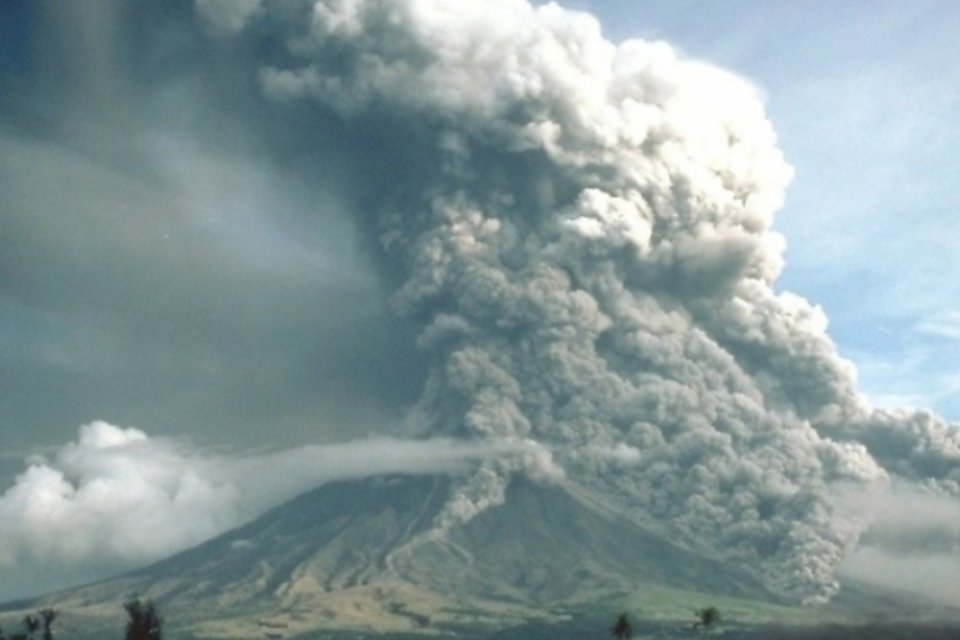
top-left (0, 421), bottom-right (511, 596)
top-left (191, 0), bottom-right (960, 603)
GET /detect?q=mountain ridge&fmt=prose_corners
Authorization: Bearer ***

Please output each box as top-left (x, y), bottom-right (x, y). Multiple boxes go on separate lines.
top-left (2, 474), bottom-right (789, 636)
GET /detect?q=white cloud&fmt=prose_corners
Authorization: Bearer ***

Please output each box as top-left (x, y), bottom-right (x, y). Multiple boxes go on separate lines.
top-left (916, 311), bottom-right (960, 342)
top-left (851, 341), bottom-right (960, 418)
top-left (837, 483), bottom-right (960, 605)
top-left (194, 0), bottom-right (261, 34)
top-left (840, 547), bottom-right (960, 606)
top-left (0, 421), bottom-right (504, 573)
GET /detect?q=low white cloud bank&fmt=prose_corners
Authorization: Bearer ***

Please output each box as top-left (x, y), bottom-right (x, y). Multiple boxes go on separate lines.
top-left (0, 421), bottom-right (508, 571)
top-left (836, 483), bottom-right (960, 605)
top-left (840, 548), bottom-right (960, 606)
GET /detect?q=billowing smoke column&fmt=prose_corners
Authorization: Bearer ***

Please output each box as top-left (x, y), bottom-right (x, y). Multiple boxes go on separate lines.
top-left (197, 0), bottom-right (960, 603)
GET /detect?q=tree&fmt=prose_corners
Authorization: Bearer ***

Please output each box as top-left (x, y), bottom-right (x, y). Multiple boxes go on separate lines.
top-left (610, 613), bottom-right (633, 640)
top-left (124, 599), bottom-right (162, 640)
top-left (695, 606), bottom-right (720, 629)
top-left (21, 617), bottom-right (38, 640)
top-left (39, 609), bottom-right (56, 640)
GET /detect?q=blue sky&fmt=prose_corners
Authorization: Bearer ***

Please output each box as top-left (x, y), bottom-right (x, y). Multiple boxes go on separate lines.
top-left (575, 0), bottom-right (960, 418)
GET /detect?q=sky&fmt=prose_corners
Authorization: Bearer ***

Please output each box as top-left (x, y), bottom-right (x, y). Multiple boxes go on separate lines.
top-left (0, 0), bottom-right (959, 604)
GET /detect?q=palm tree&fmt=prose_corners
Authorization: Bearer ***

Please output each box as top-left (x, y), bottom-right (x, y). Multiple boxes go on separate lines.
top-left (124, 599), bottom-right (162, 640)
top-left (695, 606), bottom-right (720, 629)
top-left (39, 609), bottom-right (56, 640)
top-left (611, 613), bottom-right (633, 640)
top-left (21, 616), bottom-right (38, 640)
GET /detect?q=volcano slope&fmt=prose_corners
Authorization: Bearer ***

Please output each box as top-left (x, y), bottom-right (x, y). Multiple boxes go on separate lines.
top-left (12, 474), bottom-right (778, 636)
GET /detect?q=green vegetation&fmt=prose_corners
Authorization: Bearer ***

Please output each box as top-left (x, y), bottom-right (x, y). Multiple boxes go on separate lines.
top-left (123, 600), bottom-right (162, 640)
top-left (610, 613), bottom-right (632, 640)
top-left (695, 606), bottom-right (720, 629)
top-left (3, 595), bottom-right (960, 640)
top-left (0, 602), bottom-right (168, 640)
top-left (617, 581), bottom-right (848, 627)
top-left (0, 609), bottom-right (56, 640)
top-left (39, 611), bottom-right (55, 640)
top-left (610, 606), bottom-right (718, 639)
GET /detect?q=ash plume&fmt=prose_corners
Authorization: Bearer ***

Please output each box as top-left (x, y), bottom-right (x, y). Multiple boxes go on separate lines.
top-left (194, 0), bottom-right (960, 603)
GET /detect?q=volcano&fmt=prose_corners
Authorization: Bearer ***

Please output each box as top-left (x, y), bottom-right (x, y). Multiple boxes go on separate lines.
top-left (16, 474), bottom-right (778, 636)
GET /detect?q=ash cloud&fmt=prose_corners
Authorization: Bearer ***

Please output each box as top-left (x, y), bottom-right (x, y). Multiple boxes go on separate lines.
top-left (194, 0), bottom-right (960, 603)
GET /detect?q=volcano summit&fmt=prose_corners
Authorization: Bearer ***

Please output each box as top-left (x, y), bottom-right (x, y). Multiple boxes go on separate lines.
top-left (12, 474), bottom-right (778, 636)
